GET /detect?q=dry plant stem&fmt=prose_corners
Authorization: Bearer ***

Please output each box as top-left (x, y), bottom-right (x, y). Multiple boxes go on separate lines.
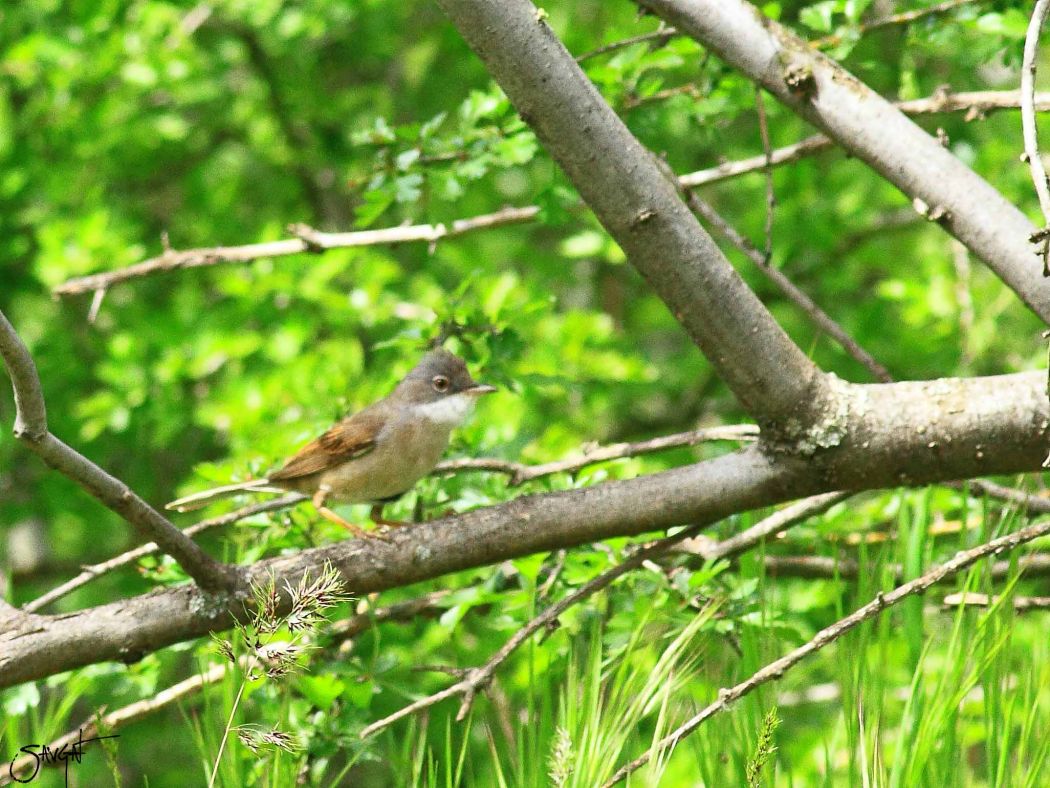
top-left (434, 0), bottom-right (826, 429)
top-left (53, 206), bottom-right (539, 296)
top-left (642, 0), bottom-right (1050, 322)
top-left (359, 524), bottom-right (706, 738)
top-left (0, 310), bottom-right (238, 593)
top-left (687, 193), bottom-right (893, 382)
top-left (603, 515), bottom-right (1050, 786)
top-left (1, 590), bottom-right (451, 786)
top-left (23, 495), bottom-right (304, 614)
top-left (1022, 0), bottom-right (1050, 273)
top-left (435, 424), bottom-right (758, 483)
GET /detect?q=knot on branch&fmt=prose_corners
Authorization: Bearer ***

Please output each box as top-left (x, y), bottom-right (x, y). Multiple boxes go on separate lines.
top-left (783, 62), bottom-right (817, 99)
top-left (287, 223), bottom-right (327, 253)
top-left (12, 419), bottom-right (47, 444)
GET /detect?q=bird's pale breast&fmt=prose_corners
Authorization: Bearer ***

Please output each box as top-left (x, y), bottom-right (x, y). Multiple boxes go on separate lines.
top-left (316, 415), bottom-right (452, 502)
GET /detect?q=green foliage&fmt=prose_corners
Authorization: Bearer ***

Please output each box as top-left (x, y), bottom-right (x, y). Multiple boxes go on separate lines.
top-left (2, 0), bottom-right (1050, 785)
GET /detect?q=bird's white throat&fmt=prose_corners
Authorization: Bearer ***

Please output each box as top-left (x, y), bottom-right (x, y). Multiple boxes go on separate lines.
top-left (413, 393), bottom-right (476, 426)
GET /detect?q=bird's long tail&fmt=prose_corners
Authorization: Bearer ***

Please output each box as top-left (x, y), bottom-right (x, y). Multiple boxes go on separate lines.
top-left (165, 479), bottom-right (286, 512)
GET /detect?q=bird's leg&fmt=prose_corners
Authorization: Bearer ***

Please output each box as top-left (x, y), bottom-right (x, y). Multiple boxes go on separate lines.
top-left (312, 489), bottom-right (388, 541)
top-left (370, 503), bottom-right (411, 529)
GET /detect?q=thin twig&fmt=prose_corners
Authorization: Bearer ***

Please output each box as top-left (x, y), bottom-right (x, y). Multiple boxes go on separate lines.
top-left (327, 590), bottom-right (451, 640)
top-left (1022, 0), bottom-right (1050, 275)
top-left (23, 495), bottom-right (303, 613)
top-left (537, 549), bottom-right (568, 599)
top-left (604, 515), bottom-right (1050, 786)
top-left (434, 424), bottom-right (758, 485)
top-left (53, 206), bottom-right (539, 296)
top-left (679, 135), bottom-right (834, 189)
top-left (686, 193), bottom-right (893, 382)
top-left (754, 87), bottom-right (775, 263)
top-left (678, 90), bottom-right (1050, 189)
top-left (359, 524), bottom-right (707, 738)
top-left (812, 0), bottom-right (983, 48)
top-left (942, 591), bottom-right (1050, 611)
top-left (576, 25), bottom-right (678, 62)
top-left (678, 492), bottom-right (852, 561)
top-left (0, 309), bottom-right (238, 592)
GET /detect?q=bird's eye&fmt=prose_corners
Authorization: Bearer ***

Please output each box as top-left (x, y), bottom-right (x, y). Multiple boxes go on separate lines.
top-left (432, 375), bottom-right (450, 392)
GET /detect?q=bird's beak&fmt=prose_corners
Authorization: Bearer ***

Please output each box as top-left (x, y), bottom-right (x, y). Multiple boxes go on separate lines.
top-left (466, 383), bottom-right (497, 396)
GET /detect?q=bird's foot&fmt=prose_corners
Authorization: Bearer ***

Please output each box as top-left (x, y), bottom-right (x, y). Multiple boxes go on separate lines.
top-left (316, 504), bottom-right (391, 542)
top-left (370, 504), bottom-right (412, 530)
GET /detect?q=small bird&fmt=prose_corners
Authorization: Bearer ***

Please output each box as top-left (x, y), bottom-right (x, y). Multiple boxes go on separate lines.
top-left (166, 349), bottom-right (495, 538)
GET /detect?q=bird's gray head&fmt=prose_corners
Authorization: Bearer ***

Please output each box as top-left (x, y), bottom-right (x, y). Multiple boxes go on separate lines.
top-left (393, 349), bottom-right (496, 426)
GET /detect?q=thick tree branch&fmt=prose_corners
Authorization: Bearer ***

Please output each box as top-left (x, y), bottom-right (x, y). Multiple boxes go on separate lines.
top-left (2, 369), bottom-right (1048, 688)
top-left (434, 0), bottom-right (827, 429)
top-left (641, 0), bottom-right (1050, 323)
top-left (0, 310), bottom-right (239, 593)
top-left (604, 513), bottom-right (1050, 785)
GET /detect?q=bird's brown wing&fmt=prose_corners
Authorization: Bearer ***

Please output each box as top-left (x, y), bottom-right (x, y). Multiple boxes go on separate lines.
top-left (268, 411), bottom-right (382, 481)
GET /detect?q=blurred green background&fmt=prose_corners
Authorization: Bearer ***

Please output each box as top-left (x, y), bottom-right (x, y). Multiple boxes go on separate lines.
top-left (2, 1), bottom-right (1049, 785)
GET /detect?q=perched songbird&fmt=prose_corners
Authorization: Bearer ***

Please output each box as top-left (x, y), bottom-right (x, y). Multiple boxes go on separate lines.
top-left (166, 349), bottom-right (495, 538)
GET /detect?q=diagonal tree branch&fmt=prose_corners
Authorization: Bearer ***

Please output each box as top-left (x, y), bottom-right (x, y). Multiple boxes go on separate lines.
top-left (433, 0), bottom-right (826, 429)
top-left (640, 0), bottom-right (1050, 324)
top-left (603, 512), bottom-right (1050, 785)
top-left (0, 309), bottom-right (240, 593)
